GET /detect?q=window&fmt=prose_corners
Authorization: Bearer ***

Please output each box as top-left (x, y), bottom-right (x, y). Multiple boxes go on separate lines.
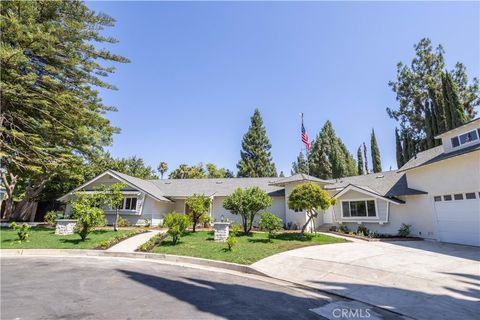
top-left (122, 197), bottom-right (137, 210)
top-left (342, 200), bottom-right (376, 217)
top-left (465, 193), bottom-right (476, 200)
top-left (459, 130), bottom-right (478, 145)
top-left (443, 195), bottom-right (452, 201)
top-left (451, 136), bottom-right (460, 147)
top-left (454, 194), bottom-right (463, 200)
top-left (434, 196), bottom-right (442, 202)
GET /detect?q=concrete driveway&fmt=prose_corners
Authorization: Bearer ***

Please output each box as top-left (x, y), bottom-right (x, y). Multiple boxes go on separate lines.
top-left (252, 239), bottom-right (480, 320)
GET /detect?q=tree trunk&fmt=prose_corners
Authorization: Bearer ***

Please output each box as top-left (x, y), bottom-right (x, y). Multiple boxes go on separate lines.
top-left (11, 179), bottom-right (48, 221)
top-left (192, 218), bottom-right (197, 232)
top-left (1, 172), bottom-right (17, 220)
top-left (241, 215), bottom-right (248, 233)
top-left (114, 208), bottom-right (119, 231)
top-left (301, 210), bottom-right (317, 234)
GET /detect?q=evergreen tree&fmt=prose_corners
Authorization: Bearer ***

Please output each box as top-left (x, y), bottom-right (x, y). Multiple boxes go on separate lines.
top-left (291, 152), bottom-right (309, 175)
top-left (442, 71), bottom-right (467, 129)
top-left (0, 1), bottom-right (129, 219)
top-left (387, 38), bottom-right (478, 154)
top-left (370, 129), bottom-right (382, 173)
top-left (237, 109), bottom-right (277, 177)
top-left (308, 121), bottom-right (357, 179)
top-left (157, 162), bottom-right (168, 179)
top-left (363, 142), bottom-right (369, 174)
top-left (395, 128), bottom-right (405, 169)
top-left (279, 171), bottom-right (285, 177)
top-left (357, 146), bottom-right (364, 175)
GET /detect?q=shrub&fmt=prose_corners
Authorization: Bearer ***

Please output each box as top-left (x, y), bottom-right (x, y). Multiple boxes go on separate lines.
top-left (164, 212), bottom-right (190, 245)
top-left (357, 225), bottom-right (369, 236)
top-left (258, 212), bottom-right (283, 241)
top-left (9, 222), bottom-right (30, 242)
top-left (71, 194), bottom-right (106, 241)
top-left (200, 215), bottom-right (212, 228)
top-left (398, 223), bottom-right (412, 237)
top-left (338, 223), bottom-right (349, 233)
top-left (224, 224), bottom-right (239, 251)
top-left (44, 211), bottom-right (63, 225)
top-left (117, 218), bottom-right (129, 227)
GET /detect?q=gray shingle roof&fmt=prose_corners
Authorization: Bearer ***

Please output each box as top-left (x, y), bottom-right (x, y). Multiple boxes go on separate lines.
top-left (323, 170), bottom-right (427, 197)
top-left (269, 173), bottom-right (330, 186)
top-left (109, 170), bottom-right (172, 202)
top-left (398, 143), bottom-right (480, 172)
top-left (150, 177), bottom-right (285, 197)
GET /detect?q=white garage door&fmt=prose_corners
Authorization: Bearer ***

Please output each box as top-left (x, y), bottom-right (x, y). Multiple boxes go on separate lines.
top-left (434, 194), bottom-right (480, 246)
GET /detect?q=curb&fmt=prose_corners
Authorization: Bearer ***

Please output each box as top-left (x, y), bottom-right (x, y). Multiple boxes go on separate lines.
top-left (0, 249), bottom-right (268, 277)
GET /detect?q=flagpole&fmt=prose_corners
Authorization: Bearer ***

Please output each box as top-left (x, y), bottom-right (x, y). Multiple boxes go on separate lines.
top-left (300, 112), bottom-right (310, 175)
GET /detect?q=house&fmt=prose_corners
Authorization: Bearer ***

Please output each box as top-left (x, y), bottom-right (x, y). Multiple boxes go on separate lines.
top-left (59, 119), bottom-right (480, 246)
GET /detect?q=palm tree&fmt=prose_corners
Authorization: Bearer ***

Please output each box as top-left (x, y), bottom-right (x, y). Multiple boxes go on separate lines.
top-left (157, 162), bottom-right (168, 179)
top-left (179, 164), bottom-right (189, 179)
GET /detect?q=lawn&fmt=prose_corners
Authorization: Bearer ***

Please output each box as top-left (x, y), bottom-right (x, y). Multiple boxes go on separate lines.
top-left (0, 227), bottom-right (135, 249)
top-left (152, 230), bottom-right (347, 265)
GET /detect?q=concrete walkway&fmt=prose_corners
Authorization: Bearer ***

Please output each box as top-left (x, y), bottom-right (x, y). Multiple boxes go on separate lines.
top-left (107, 230), bottom-right (163, 252)
top-left (252, 240), bottom-right (479, 320)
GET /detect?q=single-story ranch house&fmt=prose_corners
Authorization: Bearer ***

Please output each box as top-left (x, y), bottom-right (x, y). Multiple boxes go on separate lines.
top-left (60, 119), bottom-right (480, 246)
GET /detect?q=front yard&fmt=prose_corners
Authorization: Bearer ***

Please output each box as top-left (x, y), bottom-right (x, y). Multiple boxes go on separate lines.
top-left (152, 231), bottom-right (347, 264)
top-left (0, 227), bottom-right (137, 249)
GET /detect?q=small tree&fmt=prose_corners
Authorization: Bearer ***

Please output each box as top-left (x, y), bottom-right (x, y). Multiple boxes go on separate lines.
top-left (70, 194), bottom-right (106, 241)
top-left (223, 187), bottom-right (272, 233)
top-left (258, 212), bottom-right (283, 241)
top-left (164, 212), bottom-right (190, 245)
top-left (225, 224), bottom-right (240, 251)
top-left (185, 194), bottom-right (212, 232)
top-left (98, 183), bottom-right (125, 232)
top-left (9, 222), bottom-right (31, 242)
top-left (288, 182), bottom-right (335, 234)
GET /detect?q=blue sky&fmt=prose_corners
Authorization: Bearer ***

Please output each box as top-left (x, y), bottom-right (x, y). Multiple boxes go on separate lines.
top-left (86, 1), bottom-right (479, 176)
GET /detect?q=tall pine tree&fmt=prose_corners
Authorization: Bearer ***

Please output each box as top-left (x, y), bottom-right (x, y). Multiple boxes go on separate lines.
top-left (442, 71), bottom-right (467, 129)
top-left (363, 142), bottom-right (369, 174)
top-left (370, 129), bottom-right (382, 173)
top-left (291, 151), bottom-right (309, 175)
top-left (308, 121), bottom-right (357, 179)
top-left (357, 146), bottom-right (364, 175)
top-left (237, 109), bottom-right (277, 177)
top-left (395, 128), bottom-right (405, 169)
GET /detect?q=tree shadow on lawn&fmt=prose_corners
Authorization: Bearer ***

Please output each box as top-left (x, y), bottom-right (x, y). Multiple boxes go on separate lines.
top-left (247, 238), bottom-right (271, 244)
top-left (272, 233), bottom-right (314, 242)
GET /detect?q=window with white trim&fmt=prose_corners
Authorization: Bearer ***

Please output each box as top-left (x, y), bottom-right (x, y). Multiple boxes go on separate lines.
top-left (451, 129), bottom-right (479, 148)
top-left (342, 200), bottom-right (376, 217)
top-left (434, 196), bottom-right (442, 202)
top-left (120, 197), bottom-right (137, 210)
top-left (465, 192), bottom-right (476, 200)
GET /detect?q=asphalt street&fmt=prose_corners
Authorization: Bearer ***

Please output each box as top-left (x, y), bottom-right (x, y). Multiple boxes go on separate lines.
top-left (1, 257), bottom-right (326, 320)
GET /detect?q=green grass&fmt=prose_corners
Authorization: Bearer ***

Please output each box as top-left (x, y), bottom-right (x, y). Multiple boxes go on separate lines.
top-left (152, 231), bottom-right (347, 265)
top-left (0, 227), bottom-right (134, 249)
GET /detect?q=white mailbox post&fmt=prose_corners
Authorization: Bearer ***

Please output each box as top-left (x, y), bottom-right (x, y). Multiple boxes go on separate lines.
top-left (213, 222), bottom-right (230, 242)
top-left (55, 219), bottom-right (77, 235)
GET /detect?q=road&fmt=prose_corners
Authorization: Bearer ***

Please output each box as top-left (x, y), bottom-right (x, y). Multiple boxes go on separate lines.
top-left (1, 256), bottom-right (325, 320)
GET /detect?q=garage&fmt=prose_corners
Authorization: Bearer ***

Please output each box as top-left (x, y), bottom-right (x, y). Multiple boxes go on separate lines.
top-left (434, 193), bottom-right (480, 246)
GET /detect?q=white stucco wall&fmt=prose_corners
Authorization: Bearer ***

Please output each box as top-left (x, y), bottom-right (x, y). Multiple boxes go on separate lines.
top-left (211, 196), bottom-right (286, 227)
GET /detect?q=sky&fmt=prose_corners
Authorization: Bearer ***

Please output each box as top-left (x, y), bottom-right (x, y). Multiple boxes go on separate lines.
top-left (86, 1), bottom-right (479, 176)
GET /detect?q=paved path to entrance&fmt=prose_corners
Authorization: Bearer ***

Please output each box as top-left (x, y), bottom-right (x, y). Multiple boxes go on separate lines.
top-left (252, 240), bottom-right (480, 320)
top-left (107, 230), bottom-right (163, 252)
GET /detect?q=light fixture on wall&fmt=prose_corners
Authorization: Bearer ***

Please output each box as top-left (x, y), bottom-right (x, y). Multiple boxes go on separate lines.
top-left (220, 215), bottom-right (224, 222)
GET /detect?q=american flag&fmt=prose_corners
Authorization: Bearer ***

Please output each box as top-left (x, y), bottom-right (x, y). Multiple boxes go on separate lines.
top-left (301, 118), bottom-right (311, 150)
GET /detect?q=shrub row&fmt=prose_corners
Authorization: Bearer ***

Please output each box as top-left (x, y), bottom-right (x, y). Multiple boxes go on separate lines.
top-left (137, 233), bottom-right (168, 252)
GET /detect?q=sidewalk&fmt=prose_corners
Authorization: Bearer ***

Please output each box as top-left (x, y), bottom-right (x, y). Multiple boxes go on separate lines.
top-left (107, 230), bottom-right (163, 252)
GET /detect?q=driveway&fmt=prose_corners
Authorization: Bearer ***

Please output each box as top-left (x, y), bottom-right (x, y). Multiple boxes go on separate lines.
top-left (252, 239), bottom-right (480, 320)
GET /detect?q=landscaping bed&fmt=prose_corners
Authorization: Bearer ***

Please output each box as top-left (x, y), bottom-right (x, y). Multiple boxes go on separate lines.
top-left (151, 230), bottom-right (348, 265)
top-left (0, 227), bottom-right (139, 249)
top-left (331, 231), bottom-right (423, 242)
